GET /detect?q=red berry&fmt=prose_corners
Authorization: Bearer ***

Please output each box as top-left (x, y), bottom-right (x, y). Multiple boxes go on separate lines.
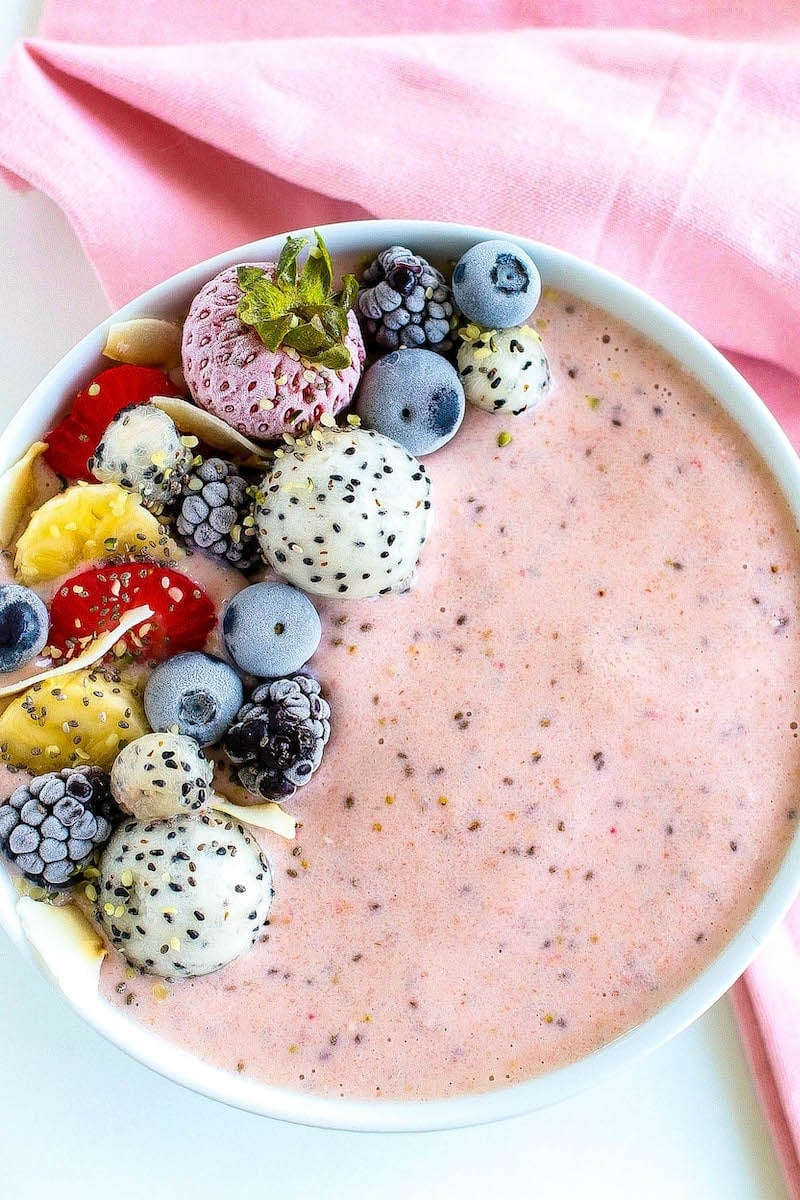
top-left (44, 365), bottom-right (183, 481)
top-left (48, 564), bottom-right (216, 664)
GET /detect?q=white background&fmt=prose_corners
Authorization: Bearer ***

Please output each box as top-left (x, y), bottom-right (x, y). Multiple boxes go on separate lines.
top-left (0, 3), bottom-right (791, 1196)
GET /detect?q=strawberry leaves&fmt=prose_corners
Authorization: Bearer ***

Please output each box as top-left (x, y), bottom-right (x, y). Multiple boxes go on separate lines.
top-left (236, 231), bottom-right (358, 370)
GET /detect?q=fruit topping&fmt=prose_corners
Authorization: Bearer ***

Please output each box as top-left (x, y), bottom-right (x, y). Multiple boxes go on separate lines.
top-left (94, 813), bottom-right (273, 979)
top-left (16, 898), bottom-right (107, 999)
top-left (110, 732), bottom-right (214, 820)
top-left (356, 348), bottom-right (465, 455)
top-left (89, 404), bottom-right (194, 513)
top-left (181, 235), bottom-right (364, 442)
top-left (221, 582), bottom-right (321, 678)
top-left (175, 457), bottom-right (259, 570)
top-left (0, 584), bottom-right (49, 673)
top-left (356, 246), bottom-right (456, 353)
top-left (255, 425), bottom-right (432, 600)
top-left (0, 670), bottom-right (148, 772)
top-left (43, 365), bottom-right (182, 482)
top-left (457, 325), bottom-right (551, 415)
top-left (144, 651), bottom-right (243, 747)
top-left (0, 766), bottom-right (119, 889)
top-left (48, 564), bottom-right (215, 665)
top-left (0, 606), bottom-right (152, 700)
top-left (102, 318), bottom-right (182, 370)
top-left (452, 240), bottom-right (541, 330)
top-left (14, 482), bottom-right (180, 586)
top-left (224, 674), bottom-right (330, 801)
top-left (0, 441), bottom-right (52, 549)
top-left (152, 396), bottom-right (269, 466)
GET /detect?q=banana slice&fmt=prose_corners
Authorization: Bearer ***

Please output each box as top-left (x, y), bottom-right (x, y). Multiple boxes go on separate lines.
top-left (153, 396), bottom-right (270, 467)
top-left (0, 441), bottom-right (49, 548)
top-left (103, 318), bottom-right (182, 370)
top-left (16, 897), bottom-right (106, 1001)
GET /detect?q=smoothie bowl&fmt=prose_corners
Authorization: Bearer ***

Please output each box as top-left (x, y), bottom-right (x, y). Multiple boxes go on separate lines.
top-left (0, 219), bottom-right (799, 1132)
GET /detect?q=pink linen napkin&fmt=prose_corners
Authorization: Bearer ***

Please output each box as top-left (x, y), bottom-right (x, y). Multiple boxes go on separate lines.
top-left (1, 0), bottom-right (800, 1186)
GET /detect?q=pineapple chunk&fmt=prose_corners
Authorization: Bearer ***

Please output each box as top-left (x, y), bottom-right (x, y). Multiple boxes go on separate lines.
top-left (0, 669), bottom-right (148, 772)
top-left (14, 482), bottom-right (182, 585)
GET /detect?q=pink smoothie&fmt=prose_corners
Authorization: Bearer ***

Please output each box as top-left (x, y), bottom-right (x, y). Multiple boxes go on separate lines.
top-left (89, 291), bottom-right (800, 1097)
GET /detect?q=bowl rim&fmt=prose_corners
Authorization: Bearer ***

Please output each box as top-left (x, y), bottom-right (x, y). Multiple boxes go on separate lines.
top-left (2, 217), bottom-right (800, 1132)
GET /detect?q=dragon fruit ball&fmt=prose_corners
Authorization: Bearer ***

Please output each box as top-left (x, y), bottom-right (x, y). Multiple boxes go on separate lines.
top-left (182, 262), bottom-right (365, 443)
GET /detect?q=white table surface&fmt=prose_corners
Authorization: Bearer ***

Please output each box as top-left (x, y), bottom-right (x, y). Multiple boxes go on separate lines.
top-left (0, 5), bottom-right (791, 1197)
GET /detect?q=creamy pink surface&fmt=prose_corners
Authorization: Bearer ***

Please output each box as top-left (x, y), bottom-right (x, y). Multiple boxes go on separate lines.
top-left (95, 291), bottom-right (800, 1100)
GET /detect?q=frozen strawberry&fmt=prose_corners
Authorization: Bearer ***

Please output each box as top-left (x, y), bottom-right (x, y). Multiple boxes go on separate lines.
top-left (44, 365), bottom-right (183, 481)
top-left (48, 564), bottom-right (215, 664)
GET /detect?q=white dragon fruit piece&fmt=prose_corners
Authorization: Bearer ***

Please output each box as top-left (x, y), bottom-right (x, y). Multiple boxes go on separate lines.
top-left (94, 813), bottom-right (273, 979)
top-left (89, 403), bottom-right (194, 513)
top-left (110, 732), bottom-right (214, 821)
top-left (254, 426), bottom-right (433, 600)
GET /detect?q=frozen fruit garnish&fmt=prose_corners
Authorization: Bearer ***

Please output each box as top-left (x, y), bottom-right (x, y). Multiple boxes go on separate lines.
top-left (48, 564), bottom-right (215, 665)
top-left (356, 348), bottom-right (465, 455)
top-left (182, 265), bottom-right (364, 443)
top-left (0, 584), bottom-right (49, 673)
top-left (89, 404), bottom-right (194, 514)
top-left (175, 457), bottom-right (259, 569)
top-left (144, 651), bottom-right (243, 747)
top-left (0, 669), bottom-right (147, 772)
top-left (254, 426), bottom-right (432, 600)
top-left (95, 813), bottom-right (272, 979)
top-left (110, 732), bottom-right (213, 820)
top-left (44, 365), bottom-right (183, 482)
top-left (14, 482), bottom-right (179, 586)
top-left (457, 324), bottom-right (550, 415)
top-left (451, 240), bottom-right (541, 330)
top-left (356, 246), bottom-right (456, 353)
top-left (236, 230), bottom-right (359, 370)
top-left (0, 766), bottom-right (120, 890)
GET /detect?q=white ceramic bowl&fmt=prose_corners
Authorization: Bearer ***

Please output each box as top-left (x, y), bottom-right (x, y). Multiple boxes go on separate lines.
top-left (2, 219), bottom-right (799, 1132)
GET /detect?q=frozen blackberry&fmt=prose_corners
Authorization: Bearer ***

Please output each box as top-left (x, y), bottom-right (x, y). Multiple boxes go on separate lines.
top-left (175, 457), bottom-right (259, 569)
top-left (0, 766), bottom-right (119, 889)
top-left (356, 247), bottom-right (456, 354)
top-left (224, 675), bottom-right (331, 801)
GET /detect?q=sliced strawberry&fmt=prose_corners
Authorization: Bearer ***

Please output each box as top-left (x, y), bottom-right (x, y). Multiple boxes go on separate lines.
top-left (48, 564), bottom-right (215, 664)
top-left (44, 365), bottom-right (183, 481)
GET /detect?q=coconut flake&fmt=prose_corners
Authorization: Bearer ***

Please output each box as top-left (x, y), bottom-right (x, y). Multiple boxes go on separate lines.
top-left (210, 795), bottom-right (296, 840)
top-left (152, 396), bottom-right (270, 466)
top-left (103, 318), bottom-right (183, 370)
top-left (16, 897), bottom-right (106, 1001)
top-left (0, 441), bottom-right (49, 548)
top-left (0, 604), bottom-right (154, 698)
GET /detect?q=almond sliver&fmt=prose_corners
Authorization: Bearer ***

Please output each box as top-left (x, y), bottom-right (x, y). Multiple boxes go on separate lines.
top-left (17, 897), bottom-right (106, 1002)
top-left (0, 441), bottom-right (49, 548)
top-left (103, 318), bottom-right (182, 370)
top-left (152, 396), bottom-right (270, 466)
top-left (0, 604), bottom-right (154, 698)
top-left (211, 795), bottom-right (296, 840)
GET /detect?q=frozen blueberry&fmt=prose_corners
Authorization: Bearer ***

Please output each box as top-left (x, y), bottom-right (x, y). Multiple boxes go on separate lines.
top-left (144, 651), bottom-right (243, 746)
top-left (356, 348), bottom-right (465, 456)
top-left (451, 240), bottom-right (542, 330)
top-left (0, 584), bottom-right (49, 673)
top-left (222, 583), bottom-right (322, 678)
